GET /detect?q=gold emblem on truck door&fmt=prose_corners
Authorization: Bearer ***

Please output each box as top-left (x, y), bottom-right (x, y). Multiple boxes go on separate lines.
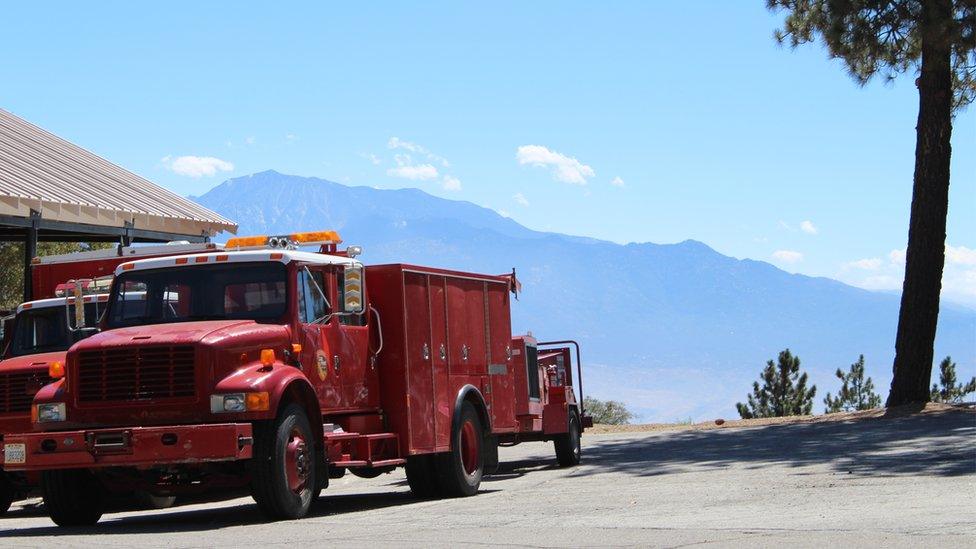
top-left (316, 351), bottom-right (329, 381)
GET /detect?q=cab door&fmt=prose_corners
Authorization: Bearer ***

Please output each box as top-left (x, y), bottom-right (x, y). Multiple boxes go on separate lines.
top-left (295, 265), bottom-right (341, 410)
top-left (321, 265), bottom-right (375, 411)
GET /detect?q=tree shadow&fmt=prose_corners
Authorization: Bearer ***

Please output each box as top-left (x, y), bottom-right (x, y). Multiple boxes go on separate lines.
top-left (577, 406), bottom-right (975, 479)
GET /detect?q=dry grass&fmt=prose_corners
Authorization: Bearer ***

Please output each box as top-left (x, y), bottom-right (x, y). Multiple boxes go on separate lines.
top-left (587, 402), bottom-right (973, 434)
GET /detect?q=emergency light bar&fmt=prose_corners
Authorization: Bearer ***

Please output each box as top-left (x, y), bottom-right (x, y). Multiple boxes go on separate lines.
top-left (225, 230), bottom-right (342, 251)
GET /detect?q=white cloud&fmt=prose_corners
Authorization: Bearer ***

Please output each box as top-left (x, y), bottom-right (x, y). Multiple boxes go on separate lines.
top-left (161, 155), bottom-right (234, 178)
top-left (847, 258), bottom-right (883, 270)
top-left (386, 153), bottom-right (439, 181)
top-left (387, 164), bottom-right (439, 181)
top-left (610, 176), bottom-right (625, 188)
top-left (516, 145), bottom-right (595, 185)
top-left (285, 133), bottom-right (298, 142)
top-left (245, 136), bottom-right (256, 145)
top-left (772, 250), bottom-right (803, 264)
top-left (778, 220), bottom-right (792, 231)
top-left (388, 137), bottom-right (449, 167)
top-left (800, 220), bottom-right (818, 235)
top-left (442, 175), bottom-right (462, 191)
top-left (513, 192), bottom-right (529, 207)
top-left (946, 245), bottom-right (976, 266)
top-left (889, 249), bottom-right (906, 264)
top-left (497, 209), bottom-right (511, 218)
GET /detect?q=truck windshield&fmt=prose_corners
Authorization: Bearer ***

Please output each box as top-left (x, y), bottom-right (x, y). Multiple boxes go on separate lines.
top-left (7, 303), bottom-right (101, 357)
top-left (106, 262), bottom-right (288, 328)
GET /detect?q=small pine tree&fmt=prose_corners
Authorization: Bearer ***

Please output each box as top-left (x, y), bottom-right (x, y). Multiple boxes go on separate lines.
top-left (930, 356), bottom-right (976, 404)
top-left (736, 349), bottom-right (817, 419)
top-left (583, 397), bottom-right (634, 425)
top-left (823, 355), bottom-right (882, 413)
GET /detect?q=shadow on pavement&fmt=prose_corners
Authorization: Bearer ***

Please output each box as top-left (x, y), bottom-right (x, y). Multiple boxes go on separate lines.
top-left (579, 406), bottom-right (976, 479)
top-left (3, 407), bottom-right (971, 536)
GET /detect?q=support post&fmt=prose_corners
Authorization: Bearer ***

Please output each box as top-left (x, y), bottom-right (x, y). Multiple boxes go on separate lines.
top-left (23, 211), bottom-right (39, 302)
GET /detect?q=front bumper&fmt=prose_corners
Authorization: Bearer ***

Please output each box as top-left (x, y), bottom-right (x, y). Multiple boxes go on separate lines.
top-left (2, 423), bottom-right (253, 472)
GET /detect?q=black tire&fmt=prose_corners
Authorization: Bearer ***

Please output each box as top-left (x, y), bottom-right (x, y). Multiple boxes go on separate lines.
top-left (250, 404), bottom-right (317, 520)
top-left (435, 401), bottom-right (484, 497)
top-left (0, 473), bottom-right (14, 515)
top-left (554, 411), bottom-right (582, 467)
top-left (405, 454), bottom-right (439, 498)
top-left (41, 469), bottom-right (105, 527)
top-left (137, 492), bottom-right (177, 510)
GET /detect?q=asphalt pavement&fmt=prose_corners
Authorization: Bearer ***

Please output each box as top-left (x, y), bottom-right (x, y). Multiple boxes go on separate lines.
top-left (2, 406), bottom-right (973, 547)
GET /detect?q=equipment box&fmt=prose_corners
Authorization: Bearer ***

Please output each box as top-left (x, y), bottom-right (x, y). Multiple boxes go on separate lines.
top-left (366, 264), bottom-right (517, 455)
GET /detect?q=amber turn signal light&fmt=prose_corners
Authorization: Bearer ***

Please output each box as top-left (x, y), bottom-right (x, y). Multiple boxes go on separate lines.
top-left (246, 391), bottom-right (270, 411)
top-left (260, 348), bottom-right (276, 366)
top-left (49, 361), bottom-right (65, 379)
top-left (291, 343), bottom-right (303, 354)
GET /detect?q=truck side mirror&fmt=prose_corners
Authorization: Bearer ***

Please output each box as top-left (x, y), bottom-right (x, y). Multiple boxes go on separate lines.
top-left (342, 266), bottom-right (364, 314)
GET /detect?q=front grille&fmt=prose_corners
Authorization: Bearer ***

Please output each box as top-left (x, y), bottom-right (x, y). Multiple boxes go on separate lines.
top-left (0, 371), bottom-right (54, 413)
top-left (77, 346), bottom-right (196, 403)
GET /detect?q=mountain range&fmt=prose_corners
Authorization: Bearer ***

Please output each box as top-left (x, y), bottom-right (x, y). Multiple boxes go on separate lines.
top-left (194, 170), bottom-right (976, 422)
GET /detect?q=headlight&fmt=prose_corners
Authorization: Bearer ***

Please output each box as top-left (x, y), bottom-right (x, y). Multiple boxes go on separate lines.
top-left (210, 392), bottom-right (269, 413)
top-left (35, 403), bottom-right (66, 423)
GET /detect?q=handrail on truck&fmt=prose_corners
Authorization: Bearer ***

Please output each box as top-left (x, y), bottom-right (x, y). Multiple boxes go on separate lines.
top-left (536, 339), bottom-right (585, 420)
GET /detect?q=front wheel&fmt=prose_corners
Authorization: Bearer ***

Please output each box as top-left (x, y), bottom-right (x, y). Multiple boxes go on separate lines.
top-left (554, 412), bottom-right (581, 467)
top-left (41, 469), bottom-right (105, 527)
top-left (250, 404), bottom-right (317, 520)
top-left (0, 473), bottom-right (14, 515)
top-left (435, 401), bottom-right (484, 497)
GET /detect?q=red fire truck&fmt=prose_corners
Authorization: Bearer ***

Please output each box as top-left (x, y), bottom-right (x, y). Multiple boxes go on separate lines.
top-left (0, 292), bottom-right (106, 513)
top-left (3, 231), bottom-right (589, 526)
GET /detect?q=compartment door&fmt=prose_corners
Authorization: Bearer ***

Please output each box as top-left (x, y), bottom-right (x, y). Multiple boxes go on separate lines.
top-left (428, 275), bottom-right (452, 450)
top-left (403, 272), bottom-right (435, 452)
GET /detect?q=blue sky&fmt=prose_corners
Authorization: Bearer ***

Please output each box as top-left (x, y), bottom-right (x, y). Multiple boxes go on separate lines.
top-left (2, 2), bottom-right (974, 305)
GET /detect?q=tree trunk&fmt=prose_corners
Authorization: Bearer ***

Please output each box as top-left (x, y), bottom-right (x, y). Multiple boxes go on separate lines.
top-left (887, 0), bottom-right (954, 407)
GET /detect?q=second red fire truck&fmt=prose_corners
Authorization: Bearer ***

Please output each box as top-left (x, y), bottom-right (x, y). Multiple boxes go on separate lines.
top-left (3, 231), bottom-right (589, 526)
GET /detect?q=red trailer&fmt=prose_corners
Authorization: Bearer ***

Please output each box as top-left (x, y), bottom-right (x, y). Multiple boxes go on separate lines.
top-left (3, 231), bottom-right (589, 526)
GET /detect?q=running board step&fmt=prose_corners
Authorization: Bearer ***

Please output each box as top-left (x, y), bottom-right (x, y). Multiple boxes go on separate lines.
top-left (323, 431), bottom-right (401, 467)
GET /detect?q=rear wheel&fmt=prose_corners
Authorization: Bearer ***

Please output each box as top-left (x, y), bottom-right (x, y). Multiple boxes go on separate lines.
top-left (41, 469), bottom-right (105, 527)
top-left (436, 401), bottom-right (484, 497)
top-left (554, 411), bottom-right (582, 467)
top-left (250, 404), bottom-right (317, 520)
top-left (405, 454), bottom-right (439, 498)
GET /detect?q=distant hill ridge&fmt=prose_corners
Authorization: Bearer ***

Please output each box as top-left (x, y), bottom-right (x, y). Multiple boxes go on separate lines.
top-left (195, 170), bottom-right (976, 422)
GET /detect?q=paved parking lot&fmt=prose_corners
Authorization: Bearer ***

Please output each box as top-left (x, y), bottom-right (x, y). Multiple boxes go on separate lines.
top-left (2, 406), bottom-right (974, 548)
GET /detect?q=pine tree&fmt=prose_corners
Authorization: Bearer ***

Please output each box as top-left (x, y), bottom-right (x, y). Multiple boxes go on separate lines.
top-left (824, 355), bottom-right (883, 413)
top-left (930, 356), bottom-right (976, 403)
top-left (766, 1), bottom-right (976, 407)
top-left (737, 349), bottom-right (817, 419)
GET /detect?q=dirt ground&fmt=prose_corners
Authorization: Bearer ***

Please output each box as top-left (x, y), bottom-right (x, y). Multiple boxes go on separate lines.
top-left (586, 401), bottom-right (970, 434)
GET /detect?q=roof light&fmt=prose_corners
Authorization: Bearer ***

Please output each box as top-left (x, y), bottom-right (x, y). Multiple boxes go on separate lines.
top-left (226, 235), bottom-right (269, 249)
top-left (225, 230), bottom-right (342, 251)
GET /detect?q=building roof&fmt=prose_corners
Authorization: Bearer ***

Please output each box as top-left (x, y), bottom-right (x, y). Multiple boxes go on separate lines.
top-left (0, 108), bottom-right (237, 238)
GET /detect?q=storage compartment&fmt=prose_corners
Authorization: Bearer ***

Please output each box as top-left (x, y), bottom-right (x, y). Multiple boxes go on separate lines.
top-left (367, 264), bottom-right (516, 454)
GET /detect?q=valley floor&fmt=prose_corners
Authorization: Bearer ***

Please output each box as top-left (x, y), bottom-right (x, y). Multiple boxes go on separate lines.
top-left (3, 405), bottom-right (973, 547)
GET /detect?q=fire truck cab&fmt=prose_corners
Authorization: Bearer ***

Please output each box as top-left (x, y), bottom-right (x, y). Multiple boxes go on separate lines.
top-left (0, 292), bottom-right (107, 513)
top-left (4, 231), bottom-right (588, 526)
